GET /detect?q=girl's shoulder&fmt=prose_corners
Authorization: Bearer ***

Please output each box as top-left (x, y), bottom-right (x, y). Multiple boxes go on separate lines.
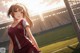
top-left (8, 25), bottom-right (11, 28)
top-left (22, 18), bottom-right (29, 27)
top-left (22, 18), bottom-right (26, 21)
top-left (22, 18), bottom-right (28, 24)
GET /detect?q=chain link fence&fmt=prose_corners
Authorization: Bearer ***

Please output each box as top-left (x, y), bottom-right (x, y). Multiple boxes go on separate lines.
top-left (69, 0), bottom-right (80, 19)
top-left (64, 0), bottom-right (80, 42)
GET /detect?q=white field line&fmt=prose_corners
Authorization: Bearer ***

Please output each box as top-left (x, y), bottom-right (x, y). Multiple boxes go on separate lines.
top-left (51, 42), bottom-right (79, 53)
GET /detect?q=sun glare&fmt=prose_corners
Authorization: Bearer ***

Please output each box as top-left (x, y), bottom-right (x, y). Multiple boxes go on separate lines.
top-left (6, 0), bottom-right (65, 16)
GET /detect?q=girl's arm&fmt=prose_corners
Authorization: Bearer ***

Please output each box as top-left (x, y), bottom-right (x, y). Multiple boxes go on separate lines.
top-left (8, 37), bottom-right (13, 53)
top-left (25, 26), bottom-right (40, 51)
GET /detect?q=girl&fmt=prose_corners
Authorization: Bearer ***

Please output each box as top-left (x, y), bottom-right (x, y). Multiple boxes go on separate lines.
top-left (7, 3), bottom-right (40, 53)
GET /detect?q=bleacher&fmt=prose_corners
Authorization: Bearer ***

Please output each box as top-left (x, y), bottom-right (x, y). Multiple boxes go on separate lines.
top-left (31, 3), bottom-right (80, 34)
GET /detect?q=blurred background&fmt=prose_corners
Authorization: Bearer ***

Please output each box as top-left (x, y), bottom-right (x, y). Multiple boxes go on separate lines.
top-left (0, 0), bottom-right (80, 53)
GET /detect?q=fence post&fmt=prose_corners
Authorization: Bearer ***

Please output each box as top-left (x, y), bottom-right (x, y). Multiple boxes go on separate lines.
top-left (64, 0), bottom-right (80, 42)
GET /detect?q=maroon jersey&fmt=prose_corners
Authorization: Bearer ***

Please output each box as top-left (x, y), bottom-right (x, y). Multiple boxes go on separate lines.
top-left (8, 18), bottom-right (38, 52)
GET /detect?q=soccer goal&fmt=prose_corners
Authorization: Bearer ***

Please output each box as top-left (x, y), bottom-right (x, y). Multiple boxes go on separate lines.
top-left (64, 0), bottom-right (80, 42)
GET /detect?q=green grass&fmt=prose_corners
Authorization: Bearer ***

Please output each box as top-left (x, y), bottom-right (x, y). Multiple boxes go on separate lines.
top-left (34, 23), bottom-right (77, 48)
top-left (54, 41), bottom-right (79, 53)
top-left (40, 37), bottom-right (78, 53)
top-left (33, 23), bottom-right (78, 53)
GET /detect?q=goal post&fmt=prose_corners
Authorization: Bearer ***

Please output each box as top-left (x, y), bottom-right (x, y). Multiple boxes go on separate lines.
top-left (64, 0), bottom-right (80, 42)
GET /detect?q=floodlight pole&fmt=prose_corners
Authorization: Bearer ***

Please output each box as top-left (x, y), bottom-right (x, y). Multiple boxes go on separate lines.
top-left (64, 0), bottom-right (80, 42)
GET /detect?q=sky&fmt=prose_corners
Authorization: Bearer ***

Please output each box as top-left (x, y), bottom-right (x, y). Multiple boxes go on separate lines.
top-left (0, 0), bottom-right (65, 16)
top-left (16, 0), bottom-right (65, 16)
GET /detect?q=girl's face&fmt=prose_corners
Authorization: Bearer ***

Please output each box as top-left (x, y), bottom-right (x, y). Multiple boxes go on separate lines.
top-left (13, 9), bottom-right (23, 20)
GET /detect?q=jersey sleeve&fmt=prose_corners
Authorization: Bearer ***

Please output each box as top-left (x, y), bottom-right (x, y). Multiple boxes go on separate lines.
top-left (22, 19), bottom-right (29, 28)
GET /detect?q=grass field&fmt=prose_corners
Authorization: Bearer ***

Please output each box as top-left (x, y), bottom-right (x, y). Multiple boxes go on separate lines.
top-left (40, 37), bottom-right (78, 53)
top-left (34, 23), bottom-right (77, 47)
top-left (34, 23), bottom-right (78, 53)
top-left (54, 41), bottom-right (79, 53)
